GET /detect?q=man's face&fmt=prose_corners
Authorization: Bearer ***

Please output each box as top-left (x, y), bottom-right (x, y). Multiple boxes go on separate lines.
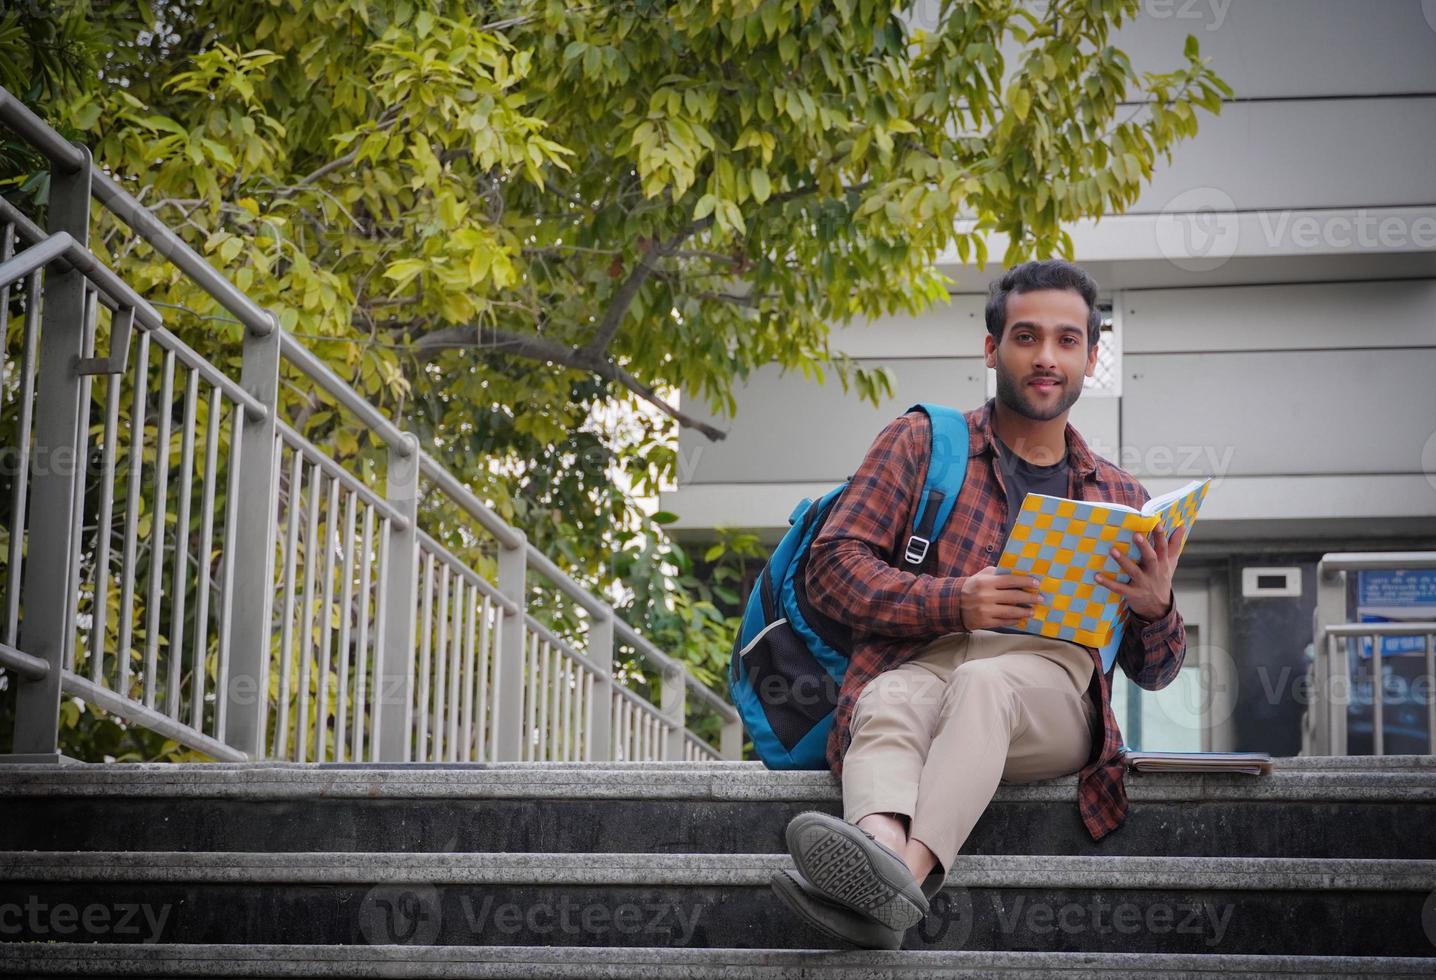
top-left (985, 288), bottom-right (1100, 422)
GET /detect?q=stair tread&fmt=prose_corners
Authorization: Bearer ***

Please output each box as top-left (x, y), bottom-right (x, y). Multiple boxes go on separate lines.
top-left (5, 761), bottom-right (1436, 804)
top-left (3, 943), bottom-right (1434, 977)
top-left (6, 849), bottom-right (1434, 890)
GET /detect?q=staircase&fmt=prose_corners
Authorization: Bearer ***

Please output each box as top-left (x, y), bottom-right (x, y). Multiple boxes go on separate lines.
top-left (3, 757), bottom-right (1436, 976)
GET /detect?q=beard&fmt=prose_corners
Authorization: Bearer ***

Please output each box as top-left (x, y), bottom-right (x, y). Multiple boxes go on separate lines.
top-left (994, 362), bottom-right (1082, 422)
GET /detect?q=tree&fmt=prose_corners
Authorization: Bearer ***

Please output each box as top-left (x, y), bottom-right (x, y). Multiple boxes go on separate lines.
top-left (0, 0), bottom-right (1228, 758)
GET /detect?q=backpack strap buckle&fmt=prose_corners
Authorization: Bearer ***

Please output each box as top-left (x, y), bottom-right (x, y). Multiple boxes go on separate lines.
top-left (903, 535), bottom-right (930, 566)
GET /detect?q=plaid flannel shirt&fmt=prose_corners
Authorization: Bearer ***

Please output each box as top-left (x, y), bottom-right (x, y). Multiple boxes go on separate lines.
top-left (806, 398), bottom-right (1186, 842)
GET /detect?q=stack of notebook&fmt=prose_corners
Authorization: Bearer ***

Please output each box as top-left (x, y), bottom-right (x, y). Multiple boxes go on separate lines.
top-left (1119, 747), bottom-right (1274, 775)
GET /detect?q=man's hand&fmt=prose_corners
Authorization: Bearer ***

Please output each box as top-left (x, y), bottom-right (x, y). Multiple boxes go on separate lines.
top-left (1095, 524), bottom-right (1185, 621)
top-left (960, 566), bottom-right (1043, 630)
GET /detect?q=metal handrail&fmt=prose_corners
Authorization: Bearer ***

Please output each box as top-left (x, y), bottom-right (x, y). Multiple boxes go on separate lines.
top-left (1305, 551), bottom-right (1436, 758)
top-left (0, 84), bottom-right (741, 764)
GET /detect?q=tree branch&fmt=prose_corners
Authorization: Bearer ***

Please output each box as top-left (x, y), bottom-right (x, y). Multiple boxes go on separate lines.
top-left (580, 232), bottom-right (680, 359)
top-left (413, 324), bottom-right (728, 441)
top-left (578, 177), bottom-right (871, 362)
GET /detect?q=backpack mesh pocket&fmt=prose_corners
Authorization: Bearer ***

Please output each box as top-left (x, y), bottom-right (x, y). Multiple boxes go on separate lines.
top-left (738, 617), bottom-right (840, 751)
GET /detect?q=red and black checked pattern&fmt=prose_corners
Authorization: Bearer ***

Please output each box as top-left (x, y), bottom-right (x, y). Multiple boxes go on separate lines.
top-left (805, 398), bottom-right (1187, 842)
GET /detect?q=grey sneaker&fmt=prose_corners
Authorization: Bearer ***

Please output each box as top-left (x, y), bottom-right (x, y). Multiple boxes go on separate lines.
top-left (769, 869), bottom-right (905, 950)
top-left (785, 810), bottom-right (929, 931)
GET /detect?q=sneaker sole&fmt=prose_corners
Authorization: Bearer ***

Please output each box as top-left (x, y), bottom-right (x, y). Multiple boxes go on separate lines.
top-left (769, 870), bottom-right (904, 951)
top-left (786, 811), bottom-right (928, 931)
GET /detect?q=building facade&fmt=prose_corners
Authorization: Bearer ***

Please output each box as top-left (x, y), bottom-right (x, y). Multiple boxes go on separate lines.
top-left (661, 0), bottom-right (1436, 758)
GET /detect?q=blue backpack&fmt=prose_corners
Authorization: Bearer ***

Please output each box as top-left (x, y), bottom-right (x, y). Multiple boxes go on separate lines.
top-left (727, 404), bottom-right (971, 769)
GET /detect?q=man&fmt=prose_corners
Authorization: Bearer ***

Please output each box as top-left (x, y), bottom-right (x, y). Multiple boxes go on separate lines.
top-left (769, 259), bottom-right (1187, 949)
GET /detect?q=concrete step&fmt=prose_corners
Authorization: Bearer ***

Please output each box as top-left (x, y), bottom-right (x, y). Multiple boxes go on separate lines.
top-left (3, 851), bottom-right (1433, 956)
top-left (3, 944), bottom-right (1434, 978)
top-left (5, 760), bottom-right (1436, 859)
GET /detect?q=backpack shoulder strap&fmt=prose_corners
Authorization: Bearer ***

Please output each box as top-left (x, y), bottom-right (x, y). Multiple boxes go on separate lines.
top-left (901, 403), bottom-right (970, 573)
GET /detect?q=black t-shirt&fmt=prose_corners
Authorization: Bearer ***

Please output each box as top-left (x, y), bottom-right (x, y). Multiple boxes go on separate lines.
top-left (995, 435), bottom-right (1070, 543)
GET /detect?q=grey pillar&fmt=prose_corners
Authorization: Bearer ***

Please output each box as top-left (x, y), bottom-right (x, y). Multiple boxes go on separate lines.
top-left (373, 432), bottom-right (419, 761)
top-left (10, 145), bottom-right (91, 761)
top-left (491, 532), bottom-right (526, 760)
top-left (221, 313), bottom-right (281, 756)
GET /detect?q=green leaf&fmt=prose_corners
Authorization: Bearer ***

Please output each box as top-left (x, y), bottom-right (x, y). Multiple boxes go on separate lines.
top-left (749, 168), bottom-right (771, 204)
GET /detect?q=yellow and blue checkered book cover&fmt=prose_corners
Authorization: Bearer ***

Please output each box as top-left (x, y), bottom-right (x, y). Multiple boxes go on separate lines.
top-left (995, 478), bottom-right (1212, 648)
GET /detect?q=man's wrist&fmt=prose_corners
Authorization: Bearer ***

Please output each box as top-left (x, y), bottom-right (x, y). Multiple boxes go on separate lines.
top-left (1132, 589), bottom-right (1174, 623)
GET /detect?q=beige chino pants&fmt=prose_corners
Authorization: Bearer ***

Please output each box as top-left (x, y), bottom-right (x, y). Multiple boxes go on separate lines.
top-left (842, 629), bottom-right (1099, 883)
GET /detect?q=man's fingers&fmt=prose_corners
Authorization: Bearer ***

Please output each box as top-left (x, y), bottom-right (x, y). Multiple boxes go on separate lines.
top-left (1169, 525), bottom-right (1186, 556)
top-left (1095, 571), bottom-right (1131, 596)
top-left (1109, 545), bottom-right (1141, 576)
top-left (989, 572), bottom-right (1043, 591)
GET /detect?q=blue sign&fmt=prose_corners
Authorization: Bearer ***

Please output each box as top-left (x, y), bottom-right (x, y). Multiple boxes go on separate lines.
top-left (1357, 569), bottom-right (1436, 658)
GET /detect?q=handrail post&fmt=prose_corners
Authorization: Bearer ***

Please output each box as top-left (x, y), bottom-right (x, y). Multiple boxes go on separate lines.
top-left (720, 716), bottom-right (743, 760)
top-left (222, 312), bottom-right (281, 757)
top-left (9, 144), bottom-right (91, 762)
top-left (374, 433), bottom-right (419, 761)
top-left (1316, 563), bottom-right (1348, 756)
top-left (491, 531), bottom-right (527, 760)
top-left (1305, 605), bottom-right (1326, 756)
top-left (660, 666), bottom-right (685, 760)
top-left (587, 611), bottom-right (613, 761)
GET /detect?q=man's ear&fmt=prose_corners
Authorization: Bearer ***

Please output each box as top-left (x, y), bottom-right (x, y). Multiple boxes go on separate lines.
top-left (1085, 339), bottom-right (1100, 376)
top-left (984, 333), bottom-right (997, 369)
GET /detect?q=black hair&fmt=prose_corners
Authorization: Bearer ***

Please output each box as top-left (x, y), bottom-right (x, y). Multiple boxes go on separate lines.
top-left (984, 259), bottom-right (1102, 348)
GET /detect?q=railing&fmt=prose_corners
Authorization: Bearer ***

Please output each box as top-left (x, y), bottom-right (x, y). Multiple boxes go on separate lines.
top-left (1302, 551), bottom-right (1436, 756)
top-left (0, 86), bottom-right (741, 765)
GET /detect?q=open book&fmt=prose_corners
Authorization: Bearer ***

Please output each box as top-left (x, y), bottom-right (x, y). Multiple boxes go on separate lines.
top-left (1120, 748), bottom-right (1275, 775)
top-left (994, 477), bottom-right (1212, 649)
